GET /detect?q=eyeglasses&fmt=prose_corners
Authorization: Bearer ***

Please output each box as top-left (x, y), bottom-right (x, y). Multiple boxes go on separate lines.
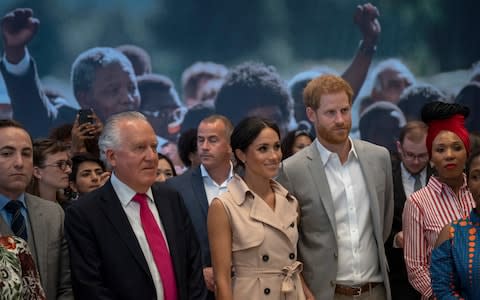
top-left (402, 151), bottom-right (429, 162)
top-left (42, 160), bottom-right (73, 171)
top-left (141, 107), bottom-right (187, 121)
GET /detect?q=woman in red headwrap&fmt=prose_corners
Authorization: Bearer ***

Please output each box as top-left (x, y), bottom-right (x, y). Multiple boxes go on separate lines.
top-left (402, 102), bottom-right (475, 299)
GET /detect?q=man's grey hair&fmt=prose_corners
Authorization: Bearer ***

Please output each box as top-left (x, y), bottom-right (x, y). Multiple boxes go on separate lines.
top-left (98, 111), bottom-right (147, 166)
top-left (71, 47), bottom-right (134, 96)
top-left (371, 58), bottom-right (416, 93)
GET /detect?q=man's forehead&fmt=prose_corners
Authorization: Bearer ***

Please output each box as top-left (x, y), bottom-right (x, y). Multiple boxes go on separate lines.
top-left (380, 68), bottom-right (408, 81)
top-left (199, 119), bottom-right (224, 131)
top-left (402, 138), bottom-right (427, 151)
top-left (120, 119), bottom-right (155, 137)
top-left (95, 62), bottom-right (135, 82)
top-left (0, 127), bottom-right (32, 145)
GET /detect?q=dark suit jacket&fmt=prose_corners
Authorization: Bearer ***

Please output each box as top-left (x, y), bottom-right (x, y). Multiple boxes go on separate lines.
top-left (0, 58), bottom-right (77, 138)
top-left (166, 167), bottom-right (210, 267)
top-left (0, 194), bottom-right (73, 300)
top-left (166, 167), bottom-right (215, 300)
top-left (385, 155), bottom-right (432, 300)
top-left (65, 180), bottom-right (206, 300)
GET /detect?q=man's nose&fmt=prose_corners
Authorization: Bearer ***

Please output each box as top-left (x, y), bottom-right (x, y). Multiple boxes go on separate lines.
top-left (199, 140), bottom-right (209, 149)
top-left (13, 153), bottom-right (25, 168)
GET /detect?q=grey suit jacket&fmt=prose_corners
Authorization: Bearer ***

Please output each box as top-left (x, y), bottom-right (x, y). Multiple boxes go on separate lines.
top-left (277, 139), bottom-right (393, 300)
top-left (0, 193), bottom-right (73, 300)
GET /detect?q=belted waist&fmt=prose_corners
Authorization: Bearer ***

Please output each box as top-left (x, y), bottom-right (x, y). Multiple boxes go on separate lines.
top-left (234, 261), bottom-right (303, 293)
top-left (335, 282), bottom-right (382, 297)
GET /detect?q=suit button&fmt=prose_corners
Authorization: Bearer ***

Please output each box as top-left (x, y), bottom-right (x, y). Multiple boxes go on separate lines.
top-left (334, 252), bottom-right (338, 259)
top-left (264, 288), bottom-right (271, 295)
top-left (262, 255), bottom-right (269, 262)
top-left (330, 280), bottom-right (335, 287)
top-left (289, 253), bottom-right (295, 259)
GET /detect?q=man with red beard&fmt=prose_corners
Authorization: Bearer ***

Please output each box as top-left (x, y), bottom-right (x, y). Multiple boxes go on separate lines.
top-left (278, 75), bottom-right (394, 300)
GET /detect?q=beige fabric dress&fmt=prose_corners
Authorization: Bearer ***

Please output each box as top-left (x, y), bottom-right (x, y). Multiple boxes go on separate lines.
top-left (217, 175), bottom-right (306, 300)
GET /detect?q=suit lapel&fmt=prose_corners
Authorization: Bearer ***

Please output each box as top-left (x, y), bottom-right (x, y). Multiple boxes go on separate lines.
top-left (191, 167), bottom-right (209, 218)
top-left (151, 185), bottom-right (183, 284)
top-left (249, 195), bottom-right (282, 230)
top-left (100, 183), bottom-right (151, 276)
top-left (354, 141), bottom-right (383, 236)
top-left (0, 216), bottom-right (12, 235)
top-left (25, 195), bottom-right (48, 283)
top-left (393, 163), bottom-right (407, 202)
top-left (249, 193), bottom-right (297, 246)
top-left (305, 144), bottom-right (337, 236)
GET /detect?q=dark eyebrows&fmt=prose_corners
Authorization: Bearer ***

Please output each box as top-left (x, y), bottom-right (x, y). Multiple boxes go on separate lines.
top-left (0, 146), bottom-right (32, 152)
top-left (0, 146), bottom-right (15, 151)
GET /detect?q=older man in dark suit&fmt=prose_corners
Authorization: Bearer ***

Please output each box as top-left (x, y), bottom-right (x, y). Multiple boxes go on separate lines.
top-left (65, 111), bottom-right (206, 300)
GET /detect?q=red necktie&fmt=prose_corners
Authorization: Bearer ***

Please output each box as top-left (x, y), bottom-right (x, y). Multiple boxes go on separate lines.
top-left (132, 193), bottom-right (178, 300)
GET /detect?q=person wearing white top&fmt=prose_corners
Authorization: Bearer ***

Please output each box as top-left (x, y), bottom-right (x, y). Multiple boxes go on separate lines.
top-left (278, 74), bottom-right (393, 300)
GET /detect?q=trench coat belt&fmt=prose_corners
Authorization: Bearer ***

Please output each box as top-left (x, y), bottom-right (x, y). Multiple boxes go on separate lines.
top-left (234, 261), bottom-right (303, 293)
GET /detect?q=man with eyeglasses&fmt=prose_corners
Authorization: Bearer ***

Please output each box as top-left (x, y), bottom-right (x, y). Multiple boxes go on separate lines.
top-left (0, 119), bottom-right (73, 300)
top-left (137, 73), bottom-right (187, 142)
top-left (386, 121), bottom-right (432, 300)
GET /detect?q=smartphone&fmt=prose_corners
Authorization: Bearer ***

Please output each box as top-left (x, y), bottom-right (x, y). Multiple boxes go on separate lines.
top-left (78, 108), bottom-right (94, 125)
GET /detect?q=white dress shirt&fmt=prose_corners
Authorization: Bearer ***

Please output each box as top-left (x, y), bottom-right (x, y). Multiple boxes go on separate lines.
top-left (200, 162), bottom-right (234, 205)
top-left (401, 163), bottom-right (427, 199)
top-left (111, 173), bottom-right (168, 300)
top-left (315, 139), bottom-right (383, 284)
top-left (3, 49), bottom-right (30, 75)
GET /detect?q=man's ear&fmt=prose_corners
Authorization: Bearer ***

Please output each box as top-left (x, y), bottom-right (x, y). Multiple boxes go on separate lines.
top-left (306, 107), bottom-right (317, 123)
top-left (396, 141), bottom-right (402, 154)
top-left (105, 149), bottom-right (116, 168)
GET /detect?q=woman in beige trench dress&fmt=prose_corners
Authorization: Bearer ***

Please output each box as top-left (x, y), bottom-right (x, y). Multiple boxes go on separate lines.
top-left (208, 117), bottom-right (314, 300)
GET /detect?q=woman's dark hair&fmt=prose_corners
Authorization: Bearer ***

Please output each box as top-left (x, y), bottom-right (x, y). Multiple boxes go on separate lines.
top-left (421, 102), bottom-right (469, 123)
top-left (230, 116), bottom-right (280, 169)
top-left (177, 128), bottom-right (197, 167)
top-left (69, 153), bottom-right (106, 182)
top-left (158, 153), bottom-right (177, 176)
top-left (466, 149), bottom-right (480, 179)
top-left (281, 130), bottom-right (313, 160)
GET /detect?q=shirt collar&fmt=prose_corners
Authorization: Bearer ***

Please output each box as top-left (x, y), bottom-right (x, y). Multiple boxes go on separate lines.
top-left (200, 162), bottom-right (234, 181)
top-left (229, 174), bottom-right (295, 206)
top-left (315, 137), bottom-right (358, 166)
top-left (0, 193), bottom-right (27, 210)
top-left (400, 162), bottom-right (427, 180)
top-left (110, 172), bottom-right (154, 207)
top-left (429, 174), bottom-right (468, 196)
